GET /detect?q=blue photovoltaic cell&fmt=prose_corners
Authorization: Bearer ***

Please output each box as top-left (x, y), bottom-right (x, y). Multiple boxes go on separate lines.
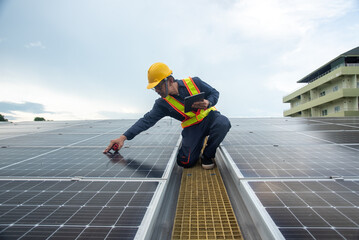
top-left (248, 179), bottom-right (359, 239)
top-left (0, 180), bottom-right (159, 239)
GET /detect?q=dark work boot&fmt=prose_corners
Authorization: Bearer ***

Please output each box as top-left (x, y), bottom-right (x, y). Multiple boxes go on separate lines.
top-left (201, 155), bottom-right (215, 170)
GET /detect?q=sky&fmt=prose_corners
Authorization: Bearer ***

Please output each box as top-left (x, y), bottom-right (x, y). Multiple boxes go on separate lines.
top-left (0, 0), bottom-right (358, 122)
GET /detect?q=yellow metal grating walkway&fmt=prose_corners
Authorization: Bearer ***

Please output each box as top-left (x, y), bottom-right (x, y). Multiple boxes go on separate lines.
top-left (172, 163), bottom-right (243, 239)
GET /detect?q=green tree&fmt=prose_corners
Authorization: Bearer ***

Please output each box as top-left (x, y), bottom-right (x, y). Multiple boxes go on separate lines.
top-left (0, 114), bottom-right (8, 122)
top-left (34, 117), bottom-right (46, 121)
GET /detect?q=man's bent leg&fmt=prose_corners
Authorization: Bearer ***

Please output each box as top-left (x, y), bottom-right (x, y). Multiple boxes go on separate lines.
top-left (203, 112), bottom-right (231, 159)
top-left (177, 124), bottom-right (207, 168)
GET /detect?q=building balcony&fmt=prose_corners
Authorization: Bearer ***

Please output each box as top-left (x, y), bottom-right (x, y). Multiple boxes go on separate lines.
top-left (283, 66), bottom-right (359, 103)
top-left (283, 88), bottom-right (359, 116)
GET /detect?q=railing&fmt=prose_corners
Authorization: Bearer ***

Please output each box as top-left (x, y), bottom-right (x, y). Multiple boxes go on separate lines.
top-left (284, 65), bottom-right (345, 97)
top-left (306, 63), bottom-right (359, 83)
top-left (306, 64), bottom-right (345, 83)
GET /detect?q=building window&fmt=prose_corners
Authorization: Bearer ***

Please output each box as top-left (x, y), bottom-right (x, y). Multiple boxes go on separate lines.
top-left (319, 91), bottom-right (326, 97)
top-left (334, 106), bottom-right (340, 112)
top-left (322, 109), bottom-right (328, 116)
top-left (333, 86), bottom-right (339, 92)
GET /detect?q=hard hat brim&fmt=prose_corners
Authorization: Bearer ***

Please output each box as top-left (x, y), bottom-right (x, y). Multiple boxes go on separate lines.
top-left (147, 81), bottom-right (161, 89)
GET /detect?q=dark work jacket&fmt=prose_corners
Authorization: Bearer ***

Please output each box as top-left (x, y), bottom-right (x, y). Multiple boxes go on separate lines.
top-left (123, 77), bottom-right (219, 140)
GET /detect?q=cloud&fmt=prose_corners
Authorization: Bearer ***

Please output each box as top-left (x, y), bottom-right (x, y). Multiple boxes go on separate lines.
top-left (2, 111), bottom-right (52, 122)
top-left (0, 79), bottom-right (142, 122)
top-left (0, 101), bottom-right (52, 121)
top-left (225, 0), bottom-right (354, 39)
top-left (25, 41), bottom-right (46, 49)
top-left (0, 101), bottom-right (48, 114)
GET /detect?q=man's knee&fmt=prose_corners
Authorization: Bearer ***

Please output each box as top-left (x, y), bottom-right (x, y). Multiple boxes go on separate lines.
top-left (176, 153), bottom-right (198, 168)
top-left (215, 115), bottom-right (231, 133)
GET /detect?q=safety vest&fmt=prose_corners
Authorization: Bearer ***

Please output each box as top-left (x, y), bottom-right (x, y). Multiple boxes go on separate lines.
top-left (164, 77), bottom-right (216, 128)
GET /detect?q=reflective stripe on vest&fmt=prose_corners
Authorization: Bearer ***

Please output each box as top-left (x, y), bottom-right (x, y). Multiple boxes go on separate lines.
top-left (164, 77), bottom-right (216, 128)
top-left (183, 77), bottom-right (200, 95)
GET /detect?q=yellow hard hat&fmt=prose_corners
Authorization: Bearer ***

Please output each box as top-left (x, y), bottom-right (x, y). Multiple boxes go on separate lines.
top-left (147, 62), bottom-right (173, 89)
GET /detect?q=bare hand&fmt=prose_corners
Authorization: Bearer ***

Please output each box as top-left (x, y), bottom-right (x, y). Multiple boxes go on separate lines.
top-left (191, 99), bottom-right (209, 109)
top-left (103, 135), bottom-right (127, 153)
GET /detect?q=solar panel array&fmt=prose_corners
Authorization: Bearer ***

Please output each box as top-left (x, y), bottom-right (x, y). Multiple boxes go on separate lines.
top-left (1, 117), bottom-right (359, 239)
top-left (222, 117), bottom-right (359, 239)
top-left (0, 119), bottom-right (181, 239)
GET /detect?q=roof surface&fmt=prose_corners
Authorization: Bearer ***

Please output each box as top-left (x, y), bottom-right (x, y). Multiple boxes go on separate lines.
top-left (342, 46), bottom-right (359, 56)
top-left (0, 117), bottom-right (358, 239)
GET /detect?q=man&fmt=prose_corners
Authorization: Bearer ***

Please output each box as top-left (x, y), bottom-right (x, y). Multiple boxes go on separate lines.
top-left (104, 62), bottom-right (231, 169)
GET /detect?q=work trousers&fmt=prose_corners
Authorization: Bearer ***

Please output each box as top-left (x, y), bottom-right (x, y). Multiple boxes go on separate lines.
top-left (177, 111), bottom-right (231, 168)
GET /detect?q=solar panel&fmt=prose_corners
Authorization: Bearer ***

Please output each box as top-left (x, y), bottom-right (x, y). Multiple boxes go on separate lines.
top-left (304, 131), bottom-right (359, 144)
top-left (346, 145), bottom-right (359, 150)
top-left (224, 144), bottom-right (359, 178)
top-left (311, 118), bottom-right (359, 124)
top-left (72, 133), bottom-right (180, 147)
top-left (247, 179), bottom-right (359, 239)
top-left (0, 119), bottom-right (182, 239)
top-left (2, 116), bottom-right (359, 239)
top-left (0, 119), bottom-right (181, 179)
top-left (283, 124), bottom-right (358, 131)
top-left (0, 147), bottom-right (58, 169)
top-left (0, 134), bottom-right (99, 147)
top-left (223, 117), bottom-right (359, 179)
top-left (0, 180), bottom-right (158, 239)
top-left (0, 119), bottom-right (180, 147)
top-left (0, 147), bottom-right (174, 178)
top-left (0, 121), bottom-right (98, 140)
top-left (221, 117), bottom-right (359, 239)
top-left (222, 131), bottom-right (326, 146)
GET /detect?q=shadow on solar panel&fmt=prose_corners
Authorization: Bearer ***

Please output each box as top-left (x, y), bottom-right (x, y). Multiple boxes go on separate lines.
top-left (104, 152), bottom-right (163, 178)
